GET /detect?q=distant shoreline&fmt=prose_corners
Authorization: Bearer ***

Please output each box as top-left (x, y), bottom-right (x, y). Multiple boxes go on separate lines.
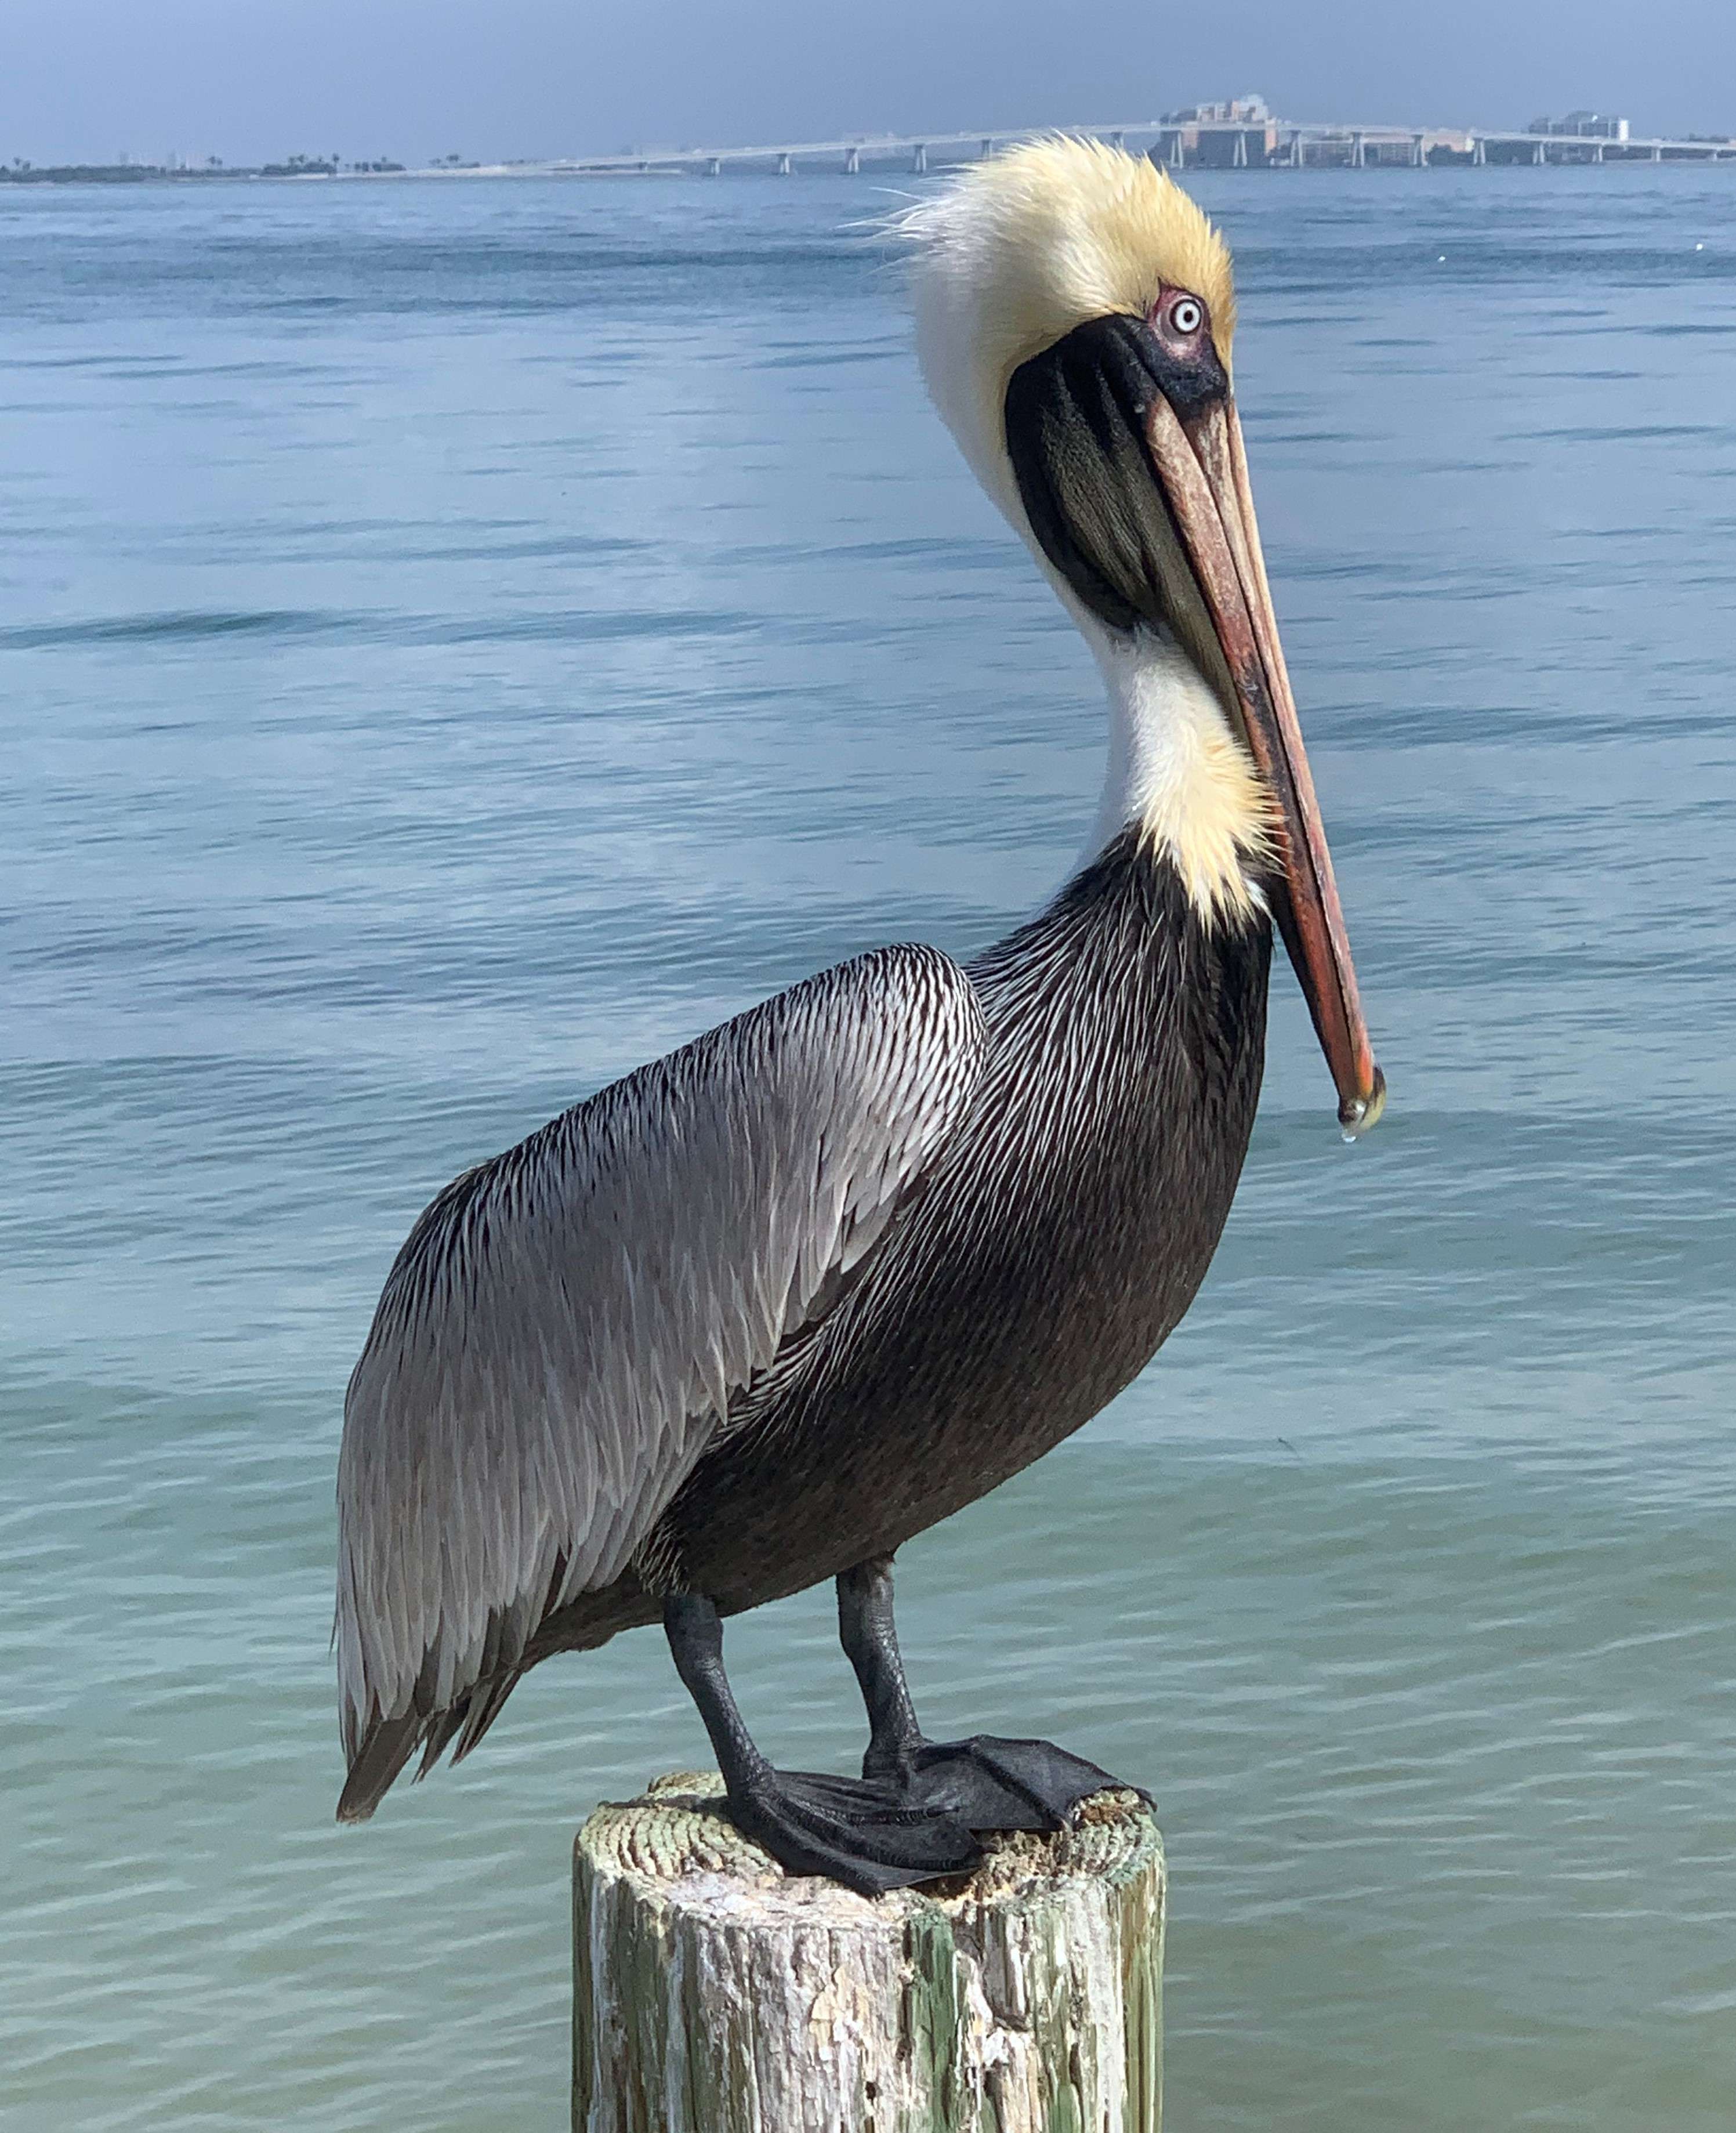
top-left (8, 121), bottom-right (1735, 190)
top-left (0, 160), bottom-right (680, 186)
top-left (0, 166), bottom-right (706, 186)
top-left (0, 164), bottom-right (426, 186)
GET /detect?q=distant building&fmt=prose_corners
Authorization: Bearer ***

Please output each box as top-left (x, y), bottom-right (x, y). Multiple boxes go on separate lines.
top-left (1157, 93), bottom-right (1278, 168)
top-left (1161, 95), bottom-right (1271, 126)
top-left (1527, 111), bottom-right (1630, 140)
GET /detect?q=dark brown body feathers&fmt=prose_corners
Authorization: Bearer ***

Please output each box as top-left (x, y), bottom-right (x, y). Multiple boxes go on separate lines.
top-left (343, 829), bottom-right (1270, 1815)
top-left (549, 827), bottom-right (1267, 1641)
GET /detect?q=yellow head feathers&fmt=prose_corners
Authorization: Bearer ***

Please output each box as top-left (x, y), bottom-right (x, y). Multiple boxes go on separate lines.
top-left (898, 136), bottom-right (1236, 522)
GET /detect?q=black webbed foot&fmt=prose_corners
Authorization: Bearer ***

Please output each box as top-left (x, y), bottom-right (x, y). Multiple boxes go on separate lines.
top-left (723, 1765), bottom-right (984, 1895)
top-left (888, 1734), bottom-right (1135, 1834)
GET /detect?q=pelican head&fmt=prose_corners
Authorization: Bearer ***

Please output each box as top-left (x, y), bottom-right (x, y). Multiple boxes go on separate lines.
top-left (900, 137), bottom-right (1383, 1134)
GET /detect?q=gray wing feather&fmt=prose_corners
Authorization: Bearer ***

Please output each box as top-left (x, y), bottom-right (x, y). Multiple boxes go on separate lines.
top-left (335, 944), bottom-right (984, 1781)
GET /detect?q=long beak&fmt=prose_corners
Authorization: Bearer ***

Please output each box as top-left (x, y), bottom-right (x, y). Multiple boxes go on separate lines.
top-left (1145, 392), bottom-right (1385, 1134)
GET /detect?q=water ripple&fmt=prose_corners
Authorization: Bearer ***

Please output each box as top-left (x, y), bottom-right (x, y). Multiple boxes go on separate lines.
top-left (3, 166), bottom-right (1734, 2132)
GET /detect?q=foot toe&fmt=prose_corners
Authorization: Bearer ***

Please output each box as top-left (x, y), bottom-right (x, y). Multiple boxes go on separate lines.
top-left (780, 1768), bottom-right (958, 1827)
top-left (906, 1734), bottom-right (1132, 1833)
top-left (726, 1769), bottom-right (984, 1895)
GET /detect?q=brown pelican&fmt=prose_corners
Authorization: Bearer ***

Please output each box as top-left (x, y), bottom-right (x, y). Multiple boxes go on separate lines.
top-left (334, 139), bottom-right (1383, 1892)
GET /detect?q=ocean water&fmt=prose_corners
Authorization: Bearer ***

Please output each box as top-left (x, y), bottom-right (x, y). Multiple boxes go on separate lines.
top-left (3, 164), bottom-right (1734, 2130)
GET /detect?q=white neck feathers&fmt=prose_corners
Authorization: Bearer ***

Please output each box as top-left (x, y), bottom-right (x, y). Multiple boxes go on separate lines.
top-left (1084, 629), bottom-right (1271, 922)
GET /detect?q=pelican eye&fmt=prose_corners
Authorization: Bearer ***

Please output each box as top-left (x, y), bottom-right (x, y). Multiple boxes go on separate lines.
top-left (1168, 296), bottom-right (1205, 336)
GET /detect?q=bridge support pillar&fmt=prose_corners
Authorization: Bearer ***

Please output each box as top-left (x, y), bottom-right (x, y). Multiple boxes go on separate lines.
top-left (1652, 144), bottom-right (1662, 161)
top-left (981, 137), bottom-right (994, 158)
top-left (1110, 131), bottom-right (1125, 151)
top-left (1351, 131), bottom-right (1365, 168)
top-left (706, 157), bottom-right (721, 177)
top-left (912, 143), bottom-right (927, 173)
top-left (1169, 133), bottom-right (1185, 169)
top-left (1413, 133), bottom-right (1427, 167)
top-left (1473, 136), bottom-right (1486, 165)
top-left (843, 146), bottom-right (859, 174)
top-left (776, 152), bottom-right (791, 176)
top-left (1533, 139), bottom-right (1546, 165)
top-left (1233, 130), bottom-right (1247, 168)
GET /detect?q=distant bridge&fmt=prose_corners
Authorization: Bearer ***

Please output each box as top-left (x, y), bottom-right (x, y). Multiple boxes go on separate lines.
top-left (532, 116), bottom-right (1736, 178)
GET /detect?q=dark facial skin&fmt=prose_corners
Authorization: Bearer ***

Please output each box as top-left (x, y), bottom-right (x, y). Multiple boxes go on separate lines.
top-left (1137, 285), bottom-right (1229, 419)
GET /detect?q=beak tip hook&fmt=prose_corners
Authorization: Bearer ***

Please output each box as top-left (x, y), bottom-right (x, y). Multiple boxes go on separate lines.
top-left (1337, 1063), bottom-right (1387, 1142)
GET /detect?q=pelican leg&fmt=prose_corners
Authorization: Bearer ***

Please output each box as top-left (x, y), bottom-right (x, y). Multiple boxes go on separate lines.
top-left (835, 1553), bottom-right (923, 1780)
top-left (836, 1556), bottom-right (1134, 1833)
top-left (662, 1592), bottom-right (982, 1895)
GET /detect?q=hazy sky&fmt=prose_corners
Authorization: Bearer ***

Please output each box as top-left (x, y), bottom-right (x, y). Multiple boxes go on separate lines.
top-left (5, 1), bottom-right (1734, 168)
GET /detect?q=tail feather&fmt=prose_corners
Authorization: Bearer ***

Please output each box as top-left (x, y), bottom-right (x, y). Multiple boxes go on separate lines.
top-left (451, 1672), bottom-right (520, 1763)
top-left (335, 1577), bottom-right (658, 1824)
top-left (336, 1708), bottom-right (426, 1824)
top-left (336, 1671), bottom-right (525, 1823)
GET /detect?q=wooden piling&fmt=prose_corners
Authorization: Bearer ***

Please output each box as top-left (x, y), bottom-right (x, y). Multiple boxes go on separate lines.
top-left (573, 1770), bottom-right (1164, 2133)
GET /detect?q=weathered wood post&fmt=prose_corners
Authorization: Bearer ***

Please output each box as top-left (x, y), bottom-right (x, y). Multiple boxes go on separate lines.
top-left (574, 1770), bottom-right (1164, 2133)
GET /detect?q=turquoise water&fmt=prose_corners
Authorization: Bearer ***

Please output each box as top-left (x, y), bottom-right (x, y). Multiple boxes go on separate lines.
top-left (3, 168), bottom-right (1734, 2128)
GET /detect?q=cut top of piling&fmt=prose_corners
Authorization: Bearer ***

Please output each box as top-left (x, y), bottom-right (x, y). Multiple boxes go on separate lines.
top-left (574, 1769), bottom-right (1165, 2133)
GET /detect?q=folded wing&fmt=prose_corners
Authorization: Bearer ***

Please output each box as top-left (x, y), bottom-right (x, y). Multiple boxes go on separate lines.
top-left (335, 944), bottom-right (985, 1815)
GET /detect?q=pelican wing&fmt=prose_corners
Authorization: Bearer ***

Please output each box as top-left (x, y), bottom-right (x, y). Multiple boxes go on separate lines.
top-left (335, 944), bottom-right (984, 1808)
